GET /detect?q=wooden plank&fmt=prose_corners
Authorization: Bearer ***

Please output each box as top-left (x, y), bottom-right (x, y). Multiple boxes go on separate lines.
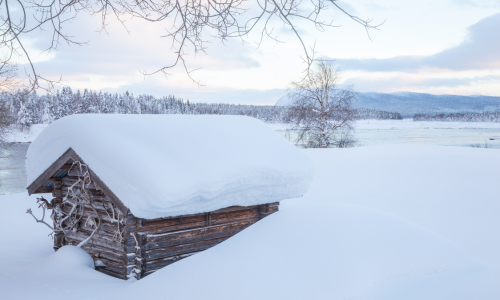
top-left (91, 256), bottom-right (126, 275)
top-left (81, 243), bottom-right (127, 264)
top-left (27, 148), bottom-right (74, 195)
top-left (62, 149), bottom-right (129, 215)
top-left (58, 164), bottom-right (74, 170)
top-left (145, 219), bottom-right (258, 250)
top-left (32, 188), bottom-right (54, 194)
top-left (145, 236), bottom-right (229, 261)
top-left (61, 204), bottom-right (129, 232)
top-left (98, 268), bottom-right (127, 280)
top-left (140, 207), bottom-right (261, 235)
top-left (65, 231), bottom-right (125, 253)
top-left (145, 252), bottom-right (198, 270)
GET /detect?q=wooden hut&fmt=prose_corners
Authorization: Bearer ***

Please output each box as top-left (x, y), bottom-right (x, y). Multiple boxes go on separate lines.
top-left (26, 115), bottom-right (312, 280)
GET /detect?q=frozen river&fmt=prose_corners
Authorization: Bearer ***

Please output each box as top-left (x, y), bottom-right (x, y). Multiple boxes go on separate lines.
top-left (1, 123), bottom-right (500, 194)
top-left (0, 143), bottom-right (30, 195)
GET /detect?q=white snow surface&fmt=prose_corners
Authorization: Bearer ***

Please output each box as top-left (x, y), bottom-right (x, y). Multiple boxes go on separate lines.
top-left (5, 124), bottom-right (48, 142)
top-left (2, 145), bottom-right (499, 299)
top-left (25, 114), bottom-right (313, 218)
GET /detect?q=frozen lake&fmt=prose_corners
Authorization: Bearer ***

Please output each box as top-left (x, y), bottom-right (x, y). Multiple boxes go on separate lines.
top-left (1, 123), bottom-right (500, 194)
top-left (277, 128), bottom-right (500, 148)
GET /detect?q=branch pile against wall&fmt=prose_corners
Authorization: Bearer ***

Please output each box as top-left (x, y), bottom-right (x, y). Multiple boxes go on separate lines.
top-left (27, 161), bottom-right (131, 278)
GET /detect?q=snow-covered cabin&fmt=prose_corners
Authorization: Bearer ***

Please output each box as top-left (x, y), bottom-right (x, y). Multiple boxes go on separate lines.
top-left (26, 115), bottom-right (313, 280)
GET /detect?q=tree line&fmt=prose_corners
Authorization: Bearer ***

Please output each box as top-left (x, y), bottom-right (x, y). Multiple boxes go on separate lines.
top-left (0, 88), bottom-right (402, 130)
top-left (413, 112), bottom-right (500, 123)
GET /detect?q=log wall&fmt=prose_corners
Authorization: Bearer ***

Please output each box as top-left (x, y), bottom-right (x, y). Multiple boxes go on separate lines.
top-left (133, 202), bottom-right (279, 279)
top-left (58, 176), bottom-right (132, 280)
top-left (56, 171), bottom-right (279, 280)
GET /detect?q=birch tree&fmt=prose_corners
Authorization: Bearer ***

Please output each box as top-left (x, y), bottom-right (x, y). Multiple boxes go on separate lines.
top-left (287, 61), bottom-right (357, 148)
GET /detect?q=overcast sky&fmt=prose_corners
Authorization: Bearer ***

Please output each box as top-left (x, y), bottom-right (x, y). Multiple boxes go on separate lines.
top-left (21, 0), bottom-right (500, 104)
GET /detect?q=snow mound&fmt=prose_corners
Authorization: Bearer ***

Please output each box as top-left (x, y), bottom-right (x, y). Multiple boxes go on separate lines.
top-left (26, 115), bottom-right (314, 219)
top-left (0, 246), bottom-right (126, 299)
top-left (36, 246), bottom-right (95, 269)
top-left (129, 202), bottom-right (484, 299)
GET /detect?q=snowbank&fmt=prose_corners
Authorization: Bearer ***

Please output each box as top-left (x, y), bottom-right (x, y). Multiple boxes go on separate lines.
top-left (130, 201), bottom-right (490, 300)
top-left (26, 115), bottom-right (313, 218)
top-left (2, 145), bottom-right (499, 299)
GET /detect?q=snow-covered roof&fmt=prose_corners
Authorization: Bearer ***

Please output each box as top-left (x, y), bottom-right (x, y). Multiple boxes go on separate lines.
top-left (26, 114), bottom-right (313, 219)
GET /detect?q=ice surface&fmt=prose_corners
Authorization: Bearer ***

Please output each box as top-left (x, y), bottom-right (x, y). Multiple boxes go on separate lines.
top-left (355, 119), bottom-right (500, 129)
top-left (25, 115), bottom-right (314, 219)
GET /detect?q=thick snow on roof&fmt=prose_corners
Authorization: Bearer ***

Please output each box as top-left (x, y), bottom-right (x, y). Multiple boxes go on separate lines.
top-left (26, 114), bottom-right (313, 218)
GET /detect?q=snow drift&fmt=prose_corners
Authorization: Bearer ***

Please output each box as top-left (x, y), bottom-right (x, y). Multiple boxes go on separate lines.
top-left (25, 115), bottom-right (314, 218)
top-left (1, 145), bottom-right (499, 299)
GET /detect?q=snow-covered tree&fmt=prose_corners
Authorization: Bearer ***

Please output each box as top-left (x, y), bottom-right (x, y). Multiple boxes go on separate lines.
top-left (41, 102), bottom-right (54, 124)
top-left (286, 61), bottom-right (357, 148)
top-left (17, 101), bottom-right (32, 132)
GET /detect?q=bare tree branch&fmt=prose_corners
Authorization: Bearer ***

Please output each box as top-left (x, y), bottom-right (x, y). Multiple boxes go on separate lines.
top-left (0, 0), bottom-right (382, 89)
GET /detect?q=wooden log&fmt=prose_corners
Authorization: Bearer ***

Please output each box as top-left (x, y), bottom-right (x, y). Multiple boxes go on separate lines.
top-left (91, 256), bottom-right (126, 275)
top-left (145, 252), bottom-right (197, 271)
top-left (145, 219), bottom-right (258, 250)
top-left (61, 203), bottom-right (128, 226)
top-left (27, 149), bottom-right (73, 195)
top-left (145, 236), bottom-right (229, 261)
top-left (98, 268), bottom-right (127, 280)
top-left (80, 243), bottom-right (128, 264)
top-left (67, 168), bottom-right (88, 176)
top-left (65, 231), bottom-right (124, 252)
top-left (139, 208), bottom-right (261, 235)
top-left (260, 205), bottom-right (279, 218)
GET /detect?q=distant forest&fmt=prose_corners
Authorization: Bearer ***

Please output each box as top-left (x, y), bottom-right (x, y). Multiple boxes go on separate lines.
top-left (1, 88), bottom-right (402, 128)
top-left (414, 112), bottom-right (500, 123)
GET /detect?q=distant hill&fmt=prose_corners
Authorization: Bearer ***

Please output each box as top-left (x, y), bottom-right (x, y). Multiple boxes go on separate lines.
top-left (275, 92), bottom-right (500, 118)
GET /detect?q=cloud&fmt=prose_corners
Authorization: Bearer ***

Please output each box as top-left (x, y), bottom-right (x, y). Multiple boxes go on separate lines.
top-left (342, 74), bottom-right (500, 93)
top-left (336, 13), bottom-right (500, 72)
top-left (102, 81), bottom-right (286, 105)
top-left (452, 0), bottom-right (500, 8)
top-left (21, 14), bottom-right (260, 82)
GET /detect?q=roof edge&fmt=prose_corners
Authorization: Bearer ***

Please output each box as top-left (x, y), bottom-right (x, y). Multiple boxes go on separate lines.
top-left (27, 148), bottom-right (129, 214)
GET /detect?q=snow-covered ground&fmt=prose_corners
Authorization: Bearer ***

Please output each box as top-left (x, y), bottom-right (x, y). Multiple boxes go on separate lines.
top-left (1, 145), bottom-right (499, 299)
top-left (5, 124), bottom-right (48, 143)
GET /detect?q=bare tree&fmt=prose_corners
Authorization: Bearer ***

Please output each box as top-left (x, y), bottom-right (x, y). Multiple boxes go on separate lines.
top-left (286, 60), bottom-right (357, 148)
top-left (0, 0), bottom-right (382, 90)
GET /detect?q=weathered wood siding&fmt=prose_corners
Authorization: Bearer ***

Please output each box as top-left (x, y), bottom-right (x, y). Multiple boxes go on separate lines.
top-left (58, 176), bottom-right (132, 280)
top-left (132, 202), bottom-right (279, 279)
top-left (52, 163), bottom-right (279, 280)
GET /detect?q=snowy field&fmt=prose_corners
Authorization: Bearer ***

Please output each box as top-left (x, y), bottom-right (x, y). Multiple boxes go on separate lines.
top-left (1, 145), bottom-right (499, 299)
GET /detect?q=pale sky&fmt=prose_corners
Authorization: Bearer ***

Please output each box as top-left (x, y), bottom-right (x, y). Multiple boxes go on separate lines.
top-left (21, 0), bottom-right (500, 104)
